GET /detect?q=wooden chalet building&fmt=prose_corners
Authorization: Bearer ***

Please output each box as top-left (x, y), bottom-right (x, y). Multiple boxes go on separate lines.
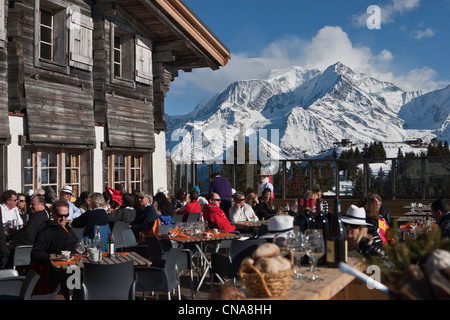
top-left (0, 0), bottom-right (229, 196)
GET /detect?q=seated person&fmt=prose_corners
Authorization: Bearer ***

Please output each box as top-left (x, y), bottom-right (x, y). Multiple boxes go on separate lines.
top-left (8, 194), bottom-right (49, 249)
top-left (72, 192), bottom-right (109, 239)
top-left (229, 191), bottom-right (259, 222)
top-left (129, 192), bottom-right (159, 242)
top-left (254, 188), bottom-right (275, 220)
top-left (341, 205), bottom-right (384, 259)
top-left (30, 200), bottom-right (79, 297)
top-left (202, 193), bottom-right (236, 233)
top-left (108, 192), bottom-right (137, 228)
top-left (177, 189), bottom-right (202, 222)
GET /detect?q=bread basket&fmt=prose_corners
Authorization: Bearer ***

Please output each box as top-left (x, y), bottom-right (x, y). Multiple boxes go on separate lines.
top-left (238, 249), bottom-right (294, 298)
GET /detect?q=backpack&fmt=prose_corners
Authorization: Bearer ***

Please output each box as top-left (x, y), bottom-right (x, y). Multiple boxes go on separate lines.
top-left (158, 215), bottom-right (175, 225)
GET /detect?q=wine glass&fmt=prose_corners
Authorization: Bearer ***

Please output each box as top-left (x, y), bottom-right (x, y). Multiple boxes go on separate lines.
top-left (305, 229), bottom-right (325, 282)
top-left (75, 241), bottom-right (85, 262)
top-left (288, 231), bottom-right (307, 280)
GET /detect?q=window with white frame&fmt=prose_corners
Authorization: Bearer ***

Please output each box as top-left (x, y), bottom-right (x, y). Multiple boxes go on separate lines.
top-left (23, 149), bottom-right (81, 196)
top-left (110, 25), bottom-right (153, 86)
top-left (35, 0), bottom-right (93, 72)
top-left (104, 153), bottom-right (143, 193)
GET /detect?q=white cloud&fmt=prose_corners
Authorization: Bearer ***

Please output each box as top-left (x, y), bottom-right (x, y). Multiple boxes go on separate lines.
top-left (352, 0), bottom-right (422, 27)
top-left (169, 25), bottom-right (445, 109)
top-left (411, 27), bottom-right (436, 40)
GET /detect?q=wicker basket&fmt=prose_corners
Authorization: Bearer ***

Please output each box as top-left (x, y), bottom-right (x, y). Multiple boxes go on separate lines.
top-left (238, 250), bottom-right (294, 298)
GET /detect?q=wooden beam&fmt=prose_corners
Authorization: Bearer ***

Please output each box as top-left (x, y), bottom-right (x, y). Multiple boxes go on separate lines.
top-left (153, 51), bottom-right (175, 63)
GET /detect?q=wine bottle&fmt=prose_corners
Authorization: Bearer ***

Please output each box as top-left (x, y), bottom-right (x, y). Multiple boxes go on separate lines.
top-left (314, 199), bottom-right (328, 265)
top-left (107, 234), bottom-right (115, 257)
top-left (326, 199), bottom-right (347, 267)
top-left (304, 198), bottom-right (314, 230)
top-left (296, 198), bottom-right (308, 233)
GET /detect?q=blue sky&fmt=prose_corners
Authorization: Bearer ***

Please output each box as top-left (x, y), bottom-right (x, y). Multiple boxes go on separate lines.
top-left (165, 0), bottom-right (450, 115)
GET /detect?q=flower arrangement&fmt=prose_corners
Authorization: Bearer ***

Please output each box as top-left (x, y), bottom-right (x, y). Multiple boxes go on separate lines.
top-left (369, 226), bottom-right (450, 299)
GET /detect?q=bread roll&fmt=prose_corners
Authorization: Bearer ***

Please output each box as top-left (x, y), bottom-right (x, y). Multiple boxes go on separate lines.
top-left (254, 257), bottom-right (280, 274)
top-left (275, 255), bottom-right (291, 271)
top-left (252, 243), bottom-right (280, 259)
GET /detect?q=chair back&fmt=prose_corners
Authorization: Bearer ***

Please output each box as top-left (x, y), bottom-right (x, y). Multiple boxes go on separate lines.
top-left (19, 270), bottom-right (40, 300)
top-left (172, 214), bottom-right (183, 223)
top-left (93, 224), bottom-right (111, 252)
top-left (158, 224), bottom-right (176, 235)
top-left (121, 228), bottom-right (138, 248)
top-left (145, 236), bottom-right (164, 260)
top-left (82, 260), bottom-right (135, 300)
top-left (0, 269), bottom-right (19, 279)
top-left (0, 276), bottom-right (25, 298)
top-left (112, 221), bottom-right (130, 249)
top-left (186, 212), bottom-right (201, 222)
top-left (164, 248), bottom-right (182, 286)
top-left (71, 227), bottom-right (85, 241)
top-left (31, 284), bottom-right (60, 300)
top-left (13, 245), bottom-right (33, 269)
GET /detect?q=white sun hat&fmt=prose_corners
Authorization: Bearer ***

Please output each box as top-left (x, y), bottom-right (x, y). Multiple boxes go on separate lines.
top-left (341, 205), bottom-right (372, 226)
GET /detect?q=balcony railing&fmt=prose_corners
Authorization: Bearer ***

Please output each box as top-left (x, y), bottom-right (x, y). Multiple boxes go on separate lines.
top-left (168, 156), bottom-right (450, 200)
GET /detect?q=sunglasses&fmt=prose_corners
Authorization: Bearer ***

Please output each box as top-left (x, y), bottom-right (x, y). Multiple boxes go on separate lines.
top-left (56, 213), bottom-right (69, 218)
top-left (18, 200), bottom-right (25, 203)
top-left (237, 198), bottom-right (245, 202)
top-left (344, 223), bottom-right (361, 229)
top-left (8, 198), bottom-right (18, 202)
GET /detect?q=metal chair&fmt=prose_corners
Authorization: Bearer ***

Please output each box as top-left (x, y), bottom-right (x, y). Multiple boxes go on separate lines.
top-left (111, 221), bottom-right (130, 250)
top-left (135, 247), bottom-right (182, 300)
top-left (81, 260), bottom-right (136, 300)
top-left (13, 245), bottom-right (33, 270)
top-left (211, 238), bottom-right (266, 287)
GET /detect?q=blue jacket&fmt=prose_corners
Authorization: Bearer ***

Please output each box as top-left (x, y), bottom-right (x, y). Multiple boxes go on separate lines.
top-left (72, 208), bottom-right (109, 238)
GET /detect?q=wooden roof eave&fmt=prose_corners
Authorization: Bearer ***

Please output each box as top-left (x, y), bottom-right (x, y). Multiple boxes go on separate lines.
top-left (140, 0), bottom-right (230, 69)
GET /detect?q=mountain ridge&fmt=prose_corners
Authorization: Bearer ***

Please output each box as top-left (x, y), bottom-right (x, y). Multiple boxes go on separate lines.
top-left (166, 62), bottom-right (449, 162)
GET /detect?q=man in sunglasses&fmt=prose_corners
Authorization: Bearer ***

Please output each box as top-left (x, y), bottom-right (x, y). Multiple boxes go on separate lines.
top-left (31, 200), bottom-right (79, 265)
top-left (8, 195), bottom-right (50, 249)
top-left (31, 200), bottom-right (79, 297)
top-left (0, 190), bottom-right (24, 230)
top-left (129, 192), bottom-right (159, 242)
top-left (202, 193), bottom-right (236, 233)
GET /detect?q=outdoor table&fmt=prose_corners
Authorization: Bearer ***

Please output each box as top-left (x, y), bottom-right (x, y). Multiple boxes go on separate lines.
top-left (167, 229), bottom-right (240, 292)
top-left (50, 251), bottom-right (152, 270)
top-left (231, 221), bottom-right (266, 236)
top-left (246, 257), bottom-right (373, 300)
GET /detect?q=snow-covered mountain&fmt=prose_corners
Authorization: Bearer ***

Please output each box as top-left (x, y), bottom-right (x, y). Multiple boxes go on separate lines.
top-left (166, 62), bottom-right (450, 162)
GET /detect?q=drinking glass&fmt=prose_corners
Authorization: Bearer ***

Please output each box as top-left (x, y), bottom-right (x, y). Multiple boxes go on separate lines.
top-left (305, 229), bottom-right (325, 282)
top-left (75, 241), bottom-right (85, 262)
top-left (288, 231), bottom-right (307, 280)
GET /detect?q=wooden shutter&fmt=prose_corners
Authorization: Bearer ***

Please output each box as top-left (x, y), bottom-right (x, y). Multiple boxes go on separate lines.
top-left (0, 0), bottom-right (5, 45)
top-left (135, 35), bottom-right (153, 85)
top-left (68, 8), bottom-right (93, 71)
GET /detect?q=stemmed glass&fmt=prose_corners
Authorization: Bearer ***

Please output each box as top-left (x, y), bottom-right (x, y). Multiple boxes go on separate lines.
top-left (75, 241), bottom-right (85, 262)
top-left (305, 229), bottom-right (325, 282)
top-left (288, 231), bottom-right (307, 280)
